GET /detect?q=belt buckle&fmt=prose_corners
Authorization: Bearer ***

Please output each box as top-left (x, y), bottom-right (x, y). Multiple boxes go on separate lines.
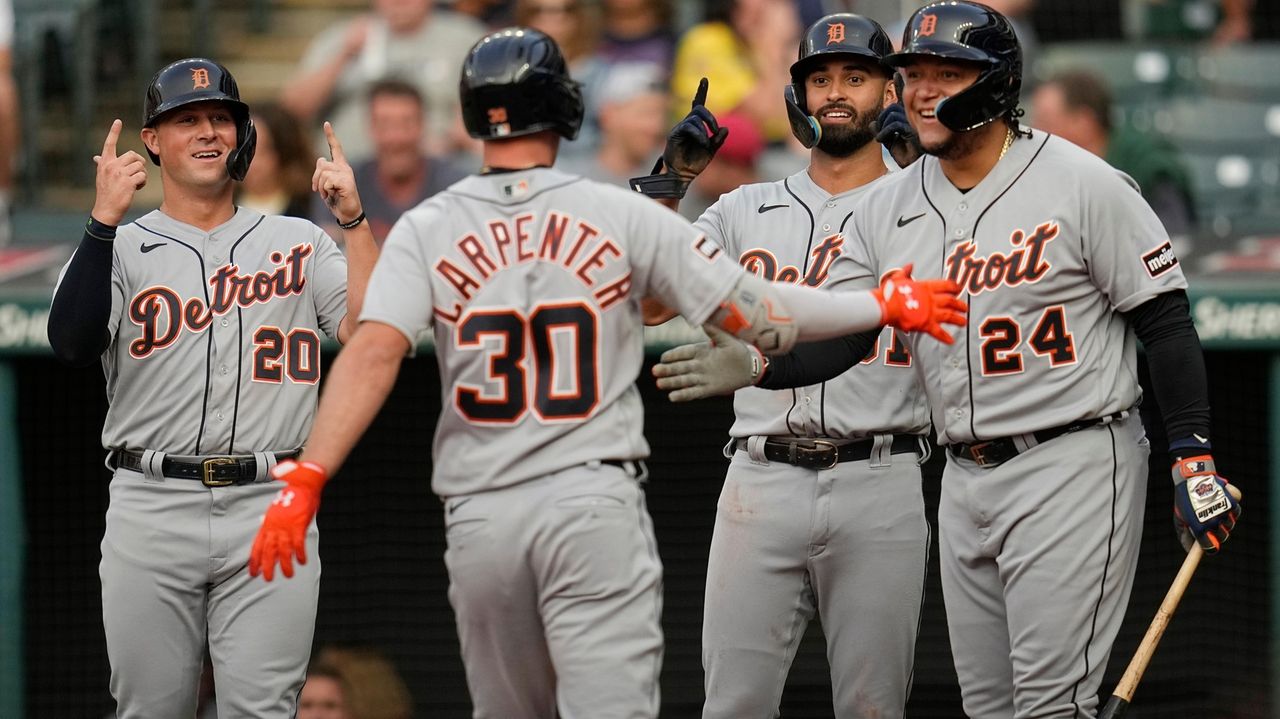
top-left (810, 440), bottom-right (839, 470)
top-left (201, 457), bottom-right (238, 487)
top-left (968, 442), bottom-right (997, 468)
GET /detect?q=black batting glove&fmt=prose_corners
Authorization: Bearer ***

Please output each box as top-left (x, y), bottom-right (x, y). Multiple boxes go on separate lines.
top-left (874, 101), bottom-right (922, 168)
top-left (663, 77), bottom-right (729, 182)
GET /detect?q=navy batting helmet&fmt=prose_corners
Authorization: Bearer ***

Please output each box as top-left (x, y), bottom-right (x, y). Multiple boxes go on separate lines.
top-left (142, 58), bottom-right (256, 181)
top-left (460, 28), bottom-right (584, 141)
top-left (785, 14), bottom-right (893, 149)
top-left (885, 1), bottom-right (1022, 132)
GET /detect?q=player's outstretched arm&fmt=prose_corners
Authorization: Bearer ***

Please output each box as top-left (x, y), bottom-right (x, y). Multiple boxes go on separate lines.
top-left (313, 121), bottom-right (379, 344)
top-left (49, 120), bottom-right (149, 366)
top-left (653, 329), bottom-right (878, 402)
top-left (706, 265), bottom-right (966, 354)
top-left (249, 321), bottom-right (408, 581)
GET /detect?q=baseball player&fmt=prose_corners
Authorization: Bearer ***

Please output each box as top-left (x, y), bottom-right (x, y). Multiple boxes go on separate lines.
top-left (46, 58), bottom-right (378, 717)
top-left (638, 14), bottom-right (931, 719)
top-left (653, 4), bottom-right (1241, 718)
top-left (247, 28), bottom-right (966, 719)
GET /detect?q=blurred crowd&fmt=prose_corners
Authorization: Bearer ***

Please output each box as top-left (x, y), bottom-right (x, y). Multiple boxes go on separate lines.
top-left (3, 0), bottom-right (1275, 252)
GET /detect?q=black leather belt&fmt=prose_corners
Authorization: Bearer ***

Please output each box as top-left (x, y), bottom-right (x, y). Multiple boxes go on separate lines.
top-left (735, 435), bottom-right (920, 470)
top-left (113, 449), bottom-right (299, 487)
top-left (948, 413), bottom-right (1127, 468)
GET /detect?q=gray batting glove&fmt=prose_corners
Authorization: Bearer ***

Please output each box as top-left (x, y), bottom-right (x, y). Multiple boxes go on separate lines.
top-left (652, 324), bottom-right (764, 402)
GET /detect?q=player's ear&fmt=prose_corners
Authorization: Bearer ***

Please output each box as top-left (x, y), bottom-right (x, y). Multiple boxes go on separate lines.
top-left (140, 127), bottom-right (160, 158)
top-left (884, 76), bottom-right (897, 106)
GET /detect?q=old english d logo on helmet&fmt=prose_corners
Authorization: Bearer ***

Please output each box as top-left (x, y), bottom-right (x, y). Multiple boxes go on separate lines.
top-left (785, 13), bottom-right (893, 148)
top-left (142, 58), bottom-right (258, 181)
top-left (884, 1), bottom-right (1023, 132)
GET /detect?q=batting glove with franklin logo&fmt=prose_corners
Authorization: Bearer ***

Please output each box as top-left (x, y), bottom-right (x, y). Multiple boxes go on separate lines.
top-left (250, 460), bottom-right (328, 580)
top-left (1172, 454), bottom-right (1240, 554)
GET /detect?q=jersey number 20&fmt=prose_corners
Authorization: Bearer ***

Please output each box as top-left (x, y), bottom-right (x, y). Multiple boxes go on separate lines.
top-left (454, 301), bottom-right (600, 424)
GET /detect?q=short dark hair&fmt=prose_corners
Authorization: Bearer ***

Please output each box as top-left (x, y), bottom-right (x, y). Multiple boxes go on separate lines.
top-left (1044, 70), bottom-right (1113, 133)
top-left (368, 78), bottom-right (425, 109)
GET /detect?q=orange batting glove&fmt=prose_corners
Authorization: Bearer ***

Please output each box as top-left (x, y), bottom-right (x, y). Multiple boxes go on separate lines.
top-left (249, 460), bottom-right (328, 581)
top-left (873, 263), bottom-right (967, 344)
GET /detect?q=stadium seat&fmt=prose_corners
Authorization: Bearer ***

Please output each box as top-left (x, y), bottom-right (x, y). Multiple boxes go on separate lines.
top-left (1191, 43), bottom-right (1280, 102)
top-left (1153, 97), bottom-right (1280, 153)
top-left (1032, 42), bottom-right (1194, 105)
top-left (1182, 151), bottom-right (1280, 238)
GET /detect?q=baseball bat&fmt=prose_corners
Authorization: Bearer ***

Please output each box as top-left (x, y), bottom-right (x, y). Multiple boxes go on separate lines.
top-left (1097, 483), bottom-right (1242, 719)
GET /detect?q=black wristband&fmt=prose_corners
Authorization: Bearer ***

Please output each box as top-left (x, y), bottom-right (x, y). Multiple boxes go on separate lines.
top-left (85, 216), bottom-right (117, 241)
top-left (337, 211), bottom-right (366, 230)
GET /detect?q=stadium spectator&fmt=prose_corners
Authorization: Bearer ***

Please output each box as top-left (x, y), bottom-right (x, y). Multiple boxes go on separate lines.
top-left (558, 62), bottom-right (668, 186)
top-left (280, 0), bottom-right (486, 162)
top-left (236, 102), bottom-right (314, 219)
top-left (450, 0), bottom-right (514, 28)
top-left (305, 645), bottom-right (413, 719)
top-left (0, 0), bottom-right (16, 247)
top-left (298, 662), bottom-right (351, 719)
top-left (515, 0), bottom-right (608, 159)
top-left (598, 0), bottom-right (676, 71)
top-left (670, 0), bottom-right (799, 144)
top-left (312, 79), bottom-right (468, 245)
top-left (1032, 69), bottom-right (1196, 238)
top-left (679, 110), bottom-right (765, 222)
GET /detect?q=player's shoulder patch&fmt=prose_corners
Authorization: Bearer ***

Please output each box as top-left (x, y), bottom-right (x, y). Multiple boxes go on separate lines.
top-left (1141, 239), bottom-right (1179, 277)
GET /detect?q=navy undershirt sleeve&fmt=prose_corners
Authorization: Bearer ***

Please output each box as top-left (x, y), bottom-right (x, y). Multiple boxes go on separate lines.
top-left (1123, 289), bottom-right (1212, 453)
top-left (48, 230), bottom-right (115, 367)
top-left (758, 329), bottom-right (880, 389)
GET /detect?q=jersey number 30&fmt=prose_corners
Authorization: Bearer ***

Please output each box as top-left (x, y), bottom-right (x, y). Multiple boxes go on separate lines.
top-left (454, 302), bottom-right (600, 424)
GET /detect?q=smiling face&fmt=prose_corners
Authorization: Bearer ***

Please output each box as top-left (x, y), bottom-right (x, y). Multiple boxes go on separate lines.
top-left (899, 55), bottom-right (986, 159)
top-left (142, 100), bottom-right (240, 189)
top-left (802, 56), bottom-right (890, 157)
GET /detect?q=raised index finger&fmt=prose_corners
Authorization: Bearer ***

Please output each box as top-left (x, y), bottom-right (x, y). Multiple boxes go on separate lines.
top-left (691, 77), bottom-right (709, 110)
top-left (323, 121), bottom-right (346, 163)
top-left (101, 119), bottom-right (122, 160)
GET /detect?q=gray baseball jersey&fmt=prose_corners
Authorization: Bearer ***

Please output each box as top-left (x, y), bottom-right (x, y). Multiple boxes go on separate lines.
top-left (361, 166), bottom-right (749, 717)
top-left (829, 131), bottom-right (1187, 445)
top-left (693, 168), bottom-right (930, 717)
top-left (694, 168), bottom-right (929, 439)
top-left (829, 129), bottom-right (1185, 716)
top-left (53, 206), bottom-right (345, 718)
top-left (96, 208), bottom-right (348, 454)
top-left (362, 167), bottom-right (743, 497)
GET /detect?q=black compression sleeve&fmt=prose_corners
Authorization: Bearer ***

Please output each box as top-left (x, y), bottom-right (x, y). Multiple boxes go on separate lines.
top-left (1124, 289), bottom-right (1212, 444)
top-left (758, 329), bottom-right (879, 389)
top-left (48, 229), bottom-right (116, 367)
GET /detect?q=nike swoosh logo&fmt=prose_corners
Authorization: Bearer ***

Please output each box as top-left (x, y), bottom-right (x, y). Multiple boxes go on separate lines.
top-left (897, 213), bottom-right (926, 227)
top-left (448, 498), bottom-right (473, 515)
top-left (140, 242), bottom-right (166, 253)
top-left (758, 203), bottom-right (789, 213)
top-left (1193, 433), bottom-right (1209, 444)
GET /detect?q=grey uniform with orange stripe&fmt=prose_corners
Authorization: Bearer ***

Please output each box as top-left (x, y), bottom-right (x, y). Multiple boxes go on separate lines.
top-left (360, 167), bottom-right (747, 718)
top-left (827, 129), bottom-right (1186, 717)
top-left (694, 169), bottom-right (930, 718)
top-left (51, 207), bottom-right (347, 717)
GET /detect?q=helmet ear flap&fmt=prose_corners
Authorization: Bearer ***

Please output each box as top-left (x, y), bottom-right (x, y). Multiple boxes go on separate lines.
top-left (227, 115), bottom-right (257, 182)
top-left (784, 84), bottom-right (822, 149)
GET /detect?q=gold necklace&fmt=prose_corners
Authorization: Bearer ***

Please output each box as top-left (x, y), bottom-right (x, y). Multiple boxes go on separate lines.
top-left (998, 127), bottom-right (1015, 160)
